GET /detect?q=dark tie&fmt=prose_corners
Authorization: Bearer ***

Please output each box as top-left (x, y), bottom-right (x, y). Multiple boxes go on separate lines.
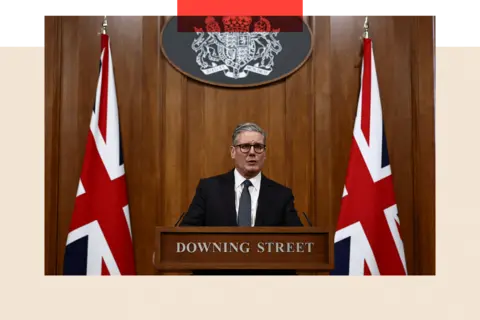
top-left (238, 180), bottom-right (253, 226)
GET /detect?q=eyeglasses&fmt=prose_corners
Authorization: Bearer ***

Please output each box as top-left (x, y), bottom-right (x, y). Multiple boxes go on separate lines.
top-left (234, 143), bottom-right (267, 154)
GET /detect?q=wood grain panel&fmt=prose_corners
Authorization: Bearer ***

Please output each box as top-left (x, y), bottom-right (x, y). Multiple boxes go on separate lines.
top-left (185, 80), bottom-right (207, 215)
top-left (44, 16), bottom-right (62, 275)
top-left (45, 16), bottom-right (436, 275)
top-left (164, 62), bottom-right (188, 227)
top-left (286, 62), bottom-right (313, 221)
top-left (138, 16), bottom-right (164, 274)
top-left (312, 17), bottom-right (332, 230)
top-left (264, 81), bottom-right (286, 184)
top-left (411, 16), bottom-right (436, 275)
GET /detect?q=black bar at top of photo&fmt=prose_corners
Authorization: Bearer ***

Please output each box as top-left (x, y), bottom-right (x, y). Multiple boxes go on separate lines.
top-left (440, 8), bottom-right (480, 40)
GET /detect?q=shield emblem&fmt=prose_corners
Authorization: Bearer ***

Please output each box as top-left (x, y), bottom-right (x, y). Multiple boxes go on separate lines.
top-left (222, 33), bottom-right (254, 69)
top-left (236, 34), bottom-right (252, 67)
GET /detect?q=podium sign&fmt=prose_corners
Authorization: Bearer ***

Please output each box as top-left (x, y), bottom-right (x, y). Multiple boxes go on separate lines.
top-left (154, 227), bottom-right (333, 271)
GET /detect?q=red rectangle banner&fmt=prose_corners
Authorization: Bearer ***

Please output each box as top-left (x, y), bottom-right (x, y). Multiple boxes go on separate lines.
top-left (177, 0), bottom-right (303, 16)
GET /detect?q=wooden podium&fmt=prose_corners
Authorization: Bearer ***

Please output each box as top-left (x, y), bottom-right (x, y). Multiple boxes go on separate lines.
top-left (153, 227), bottom-right (334, 275)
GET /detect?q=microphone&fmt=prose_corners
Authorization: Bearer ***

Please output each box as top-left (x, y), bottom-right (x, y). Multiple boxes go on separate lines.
top-left (302, 212), bottom-right (313, 227)
top-left (174, 212), bottom-right (187, 227)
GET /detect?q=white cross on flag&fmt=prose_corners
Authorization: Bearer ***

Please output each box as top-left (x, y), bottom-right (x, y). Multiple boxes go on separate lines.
top-left (63, 33), bottom-right (136, 275)
top-left (331, 37), bottom-right (407, 275)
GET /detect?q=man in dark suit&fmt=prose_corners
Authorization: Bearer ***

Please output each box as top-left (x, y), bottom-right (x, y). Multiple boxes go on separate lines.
top-left (179, 122), bottom-right (303, 275)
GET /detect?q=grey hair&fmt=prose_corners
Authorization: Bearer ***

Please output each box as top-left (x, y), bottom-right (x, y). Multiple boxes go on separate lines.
top-left (232, 122), bottom-right (267, 145)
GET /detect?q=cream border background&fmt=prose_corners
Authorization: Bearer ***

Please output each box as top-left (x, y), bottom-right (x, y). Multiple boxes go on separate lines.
top-left (440, 40), bottom-right (480, 46)
top-left (0, 46), bottom-right (477, 319)
top-left (0, 40), bottom-right (41, 46)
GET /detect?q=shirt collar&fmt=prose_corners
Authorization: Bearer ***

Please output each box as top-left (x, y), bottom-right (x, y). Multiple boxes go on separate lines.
top-left (234, 168), bottom-right (261, 191)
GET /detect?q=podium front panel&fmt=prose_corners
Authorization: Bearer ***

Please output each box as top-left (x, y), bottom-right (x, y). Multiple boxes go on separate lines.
top-left (154, 227), bottom-right (333, 271)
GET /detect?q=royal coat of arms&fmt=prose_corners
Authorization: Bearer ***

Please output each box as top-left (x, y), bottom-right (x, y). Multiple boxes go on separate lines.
top-left (191, 16), bottom-right (283, 79)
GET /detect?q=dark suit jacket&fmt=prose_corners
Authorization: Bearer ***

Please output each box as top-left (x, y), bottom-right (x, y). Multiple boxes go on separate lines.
top-left (179, 169), bottom-right (303, 275)
top-left (180, 169), bottom-right (303, 227)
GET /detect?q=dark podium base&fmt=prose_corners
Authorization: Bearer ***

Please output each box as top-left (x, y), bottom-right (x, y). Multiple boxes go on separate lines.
top-left (191, 269), bottom-right (298, 275)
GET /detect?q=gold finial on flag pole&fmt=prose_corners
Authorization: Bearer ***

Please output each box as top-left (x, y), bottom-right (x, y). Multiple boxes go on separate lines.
top-left (363, 16), bottom-right (369, 39)
top-left (100, 16), bottom-right (108, 35)
top-left (355, 16), bottom-right (369, 68)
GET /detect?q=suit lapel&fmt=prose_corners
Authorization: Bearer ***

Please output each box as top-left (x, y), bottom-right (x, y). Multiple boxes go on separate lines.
top-left (220, 169), bottom-right (238, 226)
top-left (254, 175), bottom-right (272, 226)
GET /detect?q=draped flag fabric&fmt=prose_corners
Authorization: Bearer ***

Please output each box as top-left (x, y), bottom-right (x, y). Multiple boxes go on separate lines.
top-left (63, 34), bottom-right (136, 275)
top-left (331, 38), bottom-right (407, 275)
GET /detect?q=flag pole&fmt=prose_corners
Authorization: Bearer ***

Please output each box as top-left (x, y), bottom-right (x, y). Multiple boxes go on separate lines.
top-left (100, 16), bottom-right (108, 35)
top-left (363, 16), bottom-right (369, 39)
top-left (355, 16), bottom-right (369, 68)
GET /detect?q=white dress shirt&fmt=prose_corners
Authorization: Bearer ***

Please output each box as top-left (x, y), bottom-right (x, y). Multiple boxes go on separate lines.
top-left (234, 168), bottom-right (261, 226)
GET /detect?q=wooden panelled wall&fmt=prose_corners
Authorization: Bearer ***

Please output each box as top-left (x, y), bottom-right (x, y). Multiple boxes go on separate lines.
top-left (45, 16), bottom-right (435, 275)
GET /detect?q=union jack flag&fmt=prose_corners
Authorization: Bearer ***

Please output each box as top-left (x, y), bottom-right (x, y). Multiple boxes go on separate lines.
top-left (331, 38), bottom-right (407, 275)
top-left (63, 34), bottom-right (136, 275)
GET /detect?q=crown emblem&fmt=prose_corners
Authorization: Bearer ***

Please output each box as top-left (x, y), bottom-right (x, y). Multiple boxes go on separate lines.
top-left (222, 16), bottom-right (252, 32)
top-left (204, 16), bottom-right (220, 33)
top-left (193, 16), bottom-right (280, 34)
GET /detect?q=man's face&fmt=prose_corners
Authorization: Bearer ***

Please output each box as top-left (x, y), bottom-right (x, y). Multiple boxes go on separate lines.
top-left (230, 131), bottom-right (266, 178)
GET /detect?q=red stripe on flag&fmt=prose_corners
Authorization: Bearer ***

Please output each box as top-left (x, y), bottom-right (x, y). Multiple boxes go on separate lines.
top-left (177, 0), bottom-right (303, 16)
top-left (102, 259), bottom-right (111, 275)
top-left (361, 38), bottom-right (372, 145)
top-left (98, 34), bottom-right (109, 142)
